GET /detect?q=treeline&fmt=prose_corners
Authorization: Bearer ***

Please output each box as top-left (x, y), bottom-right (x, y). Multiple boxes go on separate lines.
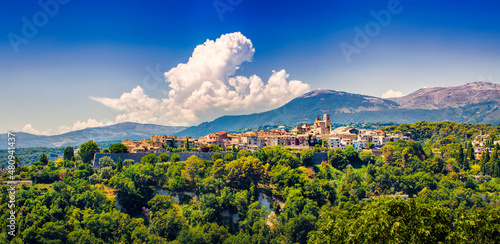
top-left (310, 198), bottom-right (500, 243)
top-left (383, 120), bottom-right (500, 146)
top-left (0, 141), bottom-right (121, 167)
top-left (0, 147), bottom-right (64, 167)
top-left (2, 133), bottom-right (500, 243)
top-left (334, 121), bottom-right (399, 130)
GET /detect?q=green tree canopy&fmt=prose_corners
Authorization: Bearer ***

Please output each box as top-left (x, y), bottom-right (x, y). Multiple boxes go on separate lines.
top-left (359, 150), bottom-right (375, 164)
top-left (328, 148), bottom-right (348, 170)
top-left (171, 154), bottom-right (181, 162)
top-left (79, 140), bottom-right (100, 163)
top-left (224, 153), bottom-right (234, 161)
top-left (64, 146), bottom-right (74, 161)
top-left (109, 143), bottom-right (129, 153)
top-left (141, 154), bottom-right (158, 165)
top-left (40, 153), bottom-right (48, 165)
top-left (99, 156), bottom-right (115, 169)
top-left (212, 152), bottom-right (222, 161)
top-left (158, 153), bottom-right (170, 163)
top-left (301, 149), bottom-right (314, 167)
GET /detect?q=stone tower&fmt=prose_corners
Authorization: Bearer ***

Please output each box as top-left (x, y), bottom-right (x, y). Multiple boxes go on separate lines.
top-left (323, 114), bottom-right (331, 130)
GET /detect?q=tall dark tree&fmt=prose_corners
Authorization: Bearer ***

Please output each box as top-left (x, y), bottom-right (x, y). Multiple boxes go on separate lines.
top-left (484, 149), bottom-right (490, 163)
top-left (116, 157), bottom-right (123, 172)
top-left (491, 147), bottom-right (498, 163)
top-left (168, 139), bottom-right (175, 149)
top-left (463, 156), bottom-right (470, 171)
top-left (79, 140), bottom-right (100, 164)
top-left (481, 150), bottom-right (490, 175)
top-left (466, 142), bottom-right (475, 161)
top-left (185, 138), bottom-right (190, 151)
top-left (488, 147), bottom-right (499, 177)
top-left (64, 146), bottom-right (74, 161)
top-left (458, 144), bottom-right (465, 169)
top-left (40, 153), bottom-right (48, 165)
top-left (12, 156), bottom-right (20, 169)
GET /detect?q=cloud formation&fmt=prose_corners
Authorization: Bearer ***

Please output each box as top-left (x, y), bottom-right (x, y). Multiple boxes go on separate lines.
top-left (91, 32), bottom-right (310, 126)
top-left (23, 119), bottom-right (114, 135)
top-left (382, 89), bottom-right (403, 98)
top-left (57, 119), bottom-right (114, 134)
top-left (23, 124), bottom-right (51, 135)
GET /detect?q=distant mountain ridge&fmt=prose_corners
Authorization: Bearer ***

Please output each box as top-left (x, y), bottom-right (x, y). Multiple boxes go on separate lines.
top-left (391, 81), bottom-right (500, 109)
top-left (5, 81), bottom-right (500, 148)
top-left (0, 122), bottom-right (186, 149)
top-left (177, 81), bottom-right (500, 137)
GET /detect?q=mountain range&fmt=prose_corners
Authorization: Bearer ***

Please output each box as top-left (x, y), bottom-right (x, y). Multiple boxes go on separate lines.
top-left (177, 81), bottom-right (500, 137)
top-left (0, 122), bottom-right (186, 149)
top-left (3, 81), bottom-right (500, 148)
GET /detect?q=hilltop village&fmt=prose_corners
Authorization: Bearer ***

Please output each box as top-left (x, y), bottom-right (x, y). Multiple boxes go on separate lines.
top-left (121, 114), bottom-right (411, 153)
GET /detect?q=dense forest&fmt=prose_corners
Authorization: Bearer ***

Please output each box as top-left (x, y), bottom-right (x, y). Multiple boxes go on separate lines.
top-left (0, 141), bottom-right (120, 167)
top-left (1, 121), bottom-right (500, 243)
top-left (383, 121), bottom-right (500, 145)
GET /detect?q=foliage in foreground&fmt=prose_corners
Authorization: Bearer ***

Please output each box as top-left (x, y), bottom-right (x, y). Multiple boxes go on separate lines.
top-left (1, 121), bottom-right (500, 243)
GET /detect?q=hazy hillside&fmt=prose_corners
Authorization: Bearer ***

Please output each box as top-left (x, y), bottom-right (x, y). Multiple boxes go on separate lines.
top-left (391, 81), bottom-right (500, 109)
top-left (0, 122), bottom-right (186, 149)
top-left (177, 90), bottom-right (400, 137)
top-left (7, 82), bottom-right (500, 145)
top-left (178, 82), bottom-right (500, 137)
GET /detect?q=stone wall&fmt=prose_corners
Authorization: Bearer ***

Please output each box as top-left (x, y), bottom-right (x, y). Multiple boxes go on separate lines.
top-left (93, 151), bottom-right (329, 169)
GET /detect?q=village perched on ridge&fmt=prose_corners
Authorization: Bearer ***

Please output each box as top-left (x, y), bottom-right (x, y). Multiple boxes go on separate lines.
top-left (121, 114), bottom-right (411, 153)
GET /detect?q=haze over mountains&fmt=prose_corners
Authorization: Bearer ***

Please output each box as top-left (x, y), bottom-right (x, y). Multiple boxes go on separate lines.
top-left (391, 81), bottom-right (500, 109)
top-left (3, 81), bottom-right (500, 148)
top-left (0, 123), bottom-right (186, 149)
top-left (178, 81), bottom-right (500, 137)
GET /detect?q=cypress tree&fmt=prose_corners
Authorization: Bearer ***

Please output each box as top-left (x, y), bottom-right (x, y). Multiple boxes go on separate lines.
top-left (467, 142), bottom-right (475, 161)
top-left (494, 161), bottom-right (500, 177)
top-left (64, 146), bottom-right (74, 161)
top-left (40, 153), bottom-right (48, 165)
top-left (117, 157), bottom-right (123, 172)
top-left (463, 156), bottom-right (470, 171)
top-left (481, 151), bottom-right (488, 175)
top-left (491, 147), bottom-right (498, 163)
top-left (458, 144), bottom-right (465, 169)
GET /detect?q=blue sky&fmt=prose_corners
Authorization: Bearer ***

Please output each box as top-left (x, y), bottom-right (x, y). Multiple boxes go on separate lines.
top-left (1, 0), bottom-right (500, 134)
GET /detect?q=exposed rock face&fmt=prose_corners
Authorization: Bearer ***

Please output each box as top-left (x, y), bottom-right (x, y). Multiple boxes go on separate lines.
top-left (391, 81), bottom-right (500, 109)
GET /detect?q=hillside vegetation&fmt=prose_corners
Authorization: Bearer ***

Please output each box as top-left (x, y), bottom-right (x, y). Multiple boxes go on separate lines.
top-left (1, 122), bottom-right (500, 243)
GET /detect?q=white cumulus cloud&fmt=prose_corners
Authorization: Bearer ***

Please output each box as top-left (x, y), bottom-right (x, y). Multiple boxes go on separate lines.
top-left (22, 124), bottom-right (52, 135)
top-left (71, 119), bottom-right (113, 131)
top-left (91, 32), bottom-right (310, 126)
top-left (382, 89), bottom-right (404, 98)
top-left (23, 119), bottom-right (114, 135)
